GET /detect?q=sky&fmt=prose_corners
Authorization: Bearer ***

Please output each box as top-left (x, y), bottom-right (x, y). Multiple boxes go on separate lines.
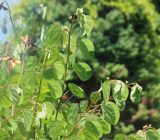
top-left (0, 0), bottom-right (18, 42)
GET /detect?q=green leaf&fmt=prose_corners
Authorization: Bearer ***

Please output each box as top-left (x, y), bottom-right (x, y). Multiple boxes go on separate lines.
top-left (44, 68), bottom-right (55, 79)
top-left (76, 8), bottom-right (84, 27)
top-left (62, 103), bottom-right (79, 124)
top-left (114, 134), bottom-right (126, 140)
top-left (130, 84), bottom-right (142, 103)
top-left (45, 24), bottom-right (63, 47)
top-left (74, 62), bottom-right (92, 81)
top-left (0, 95), bottom-right (12, 109)
top-left (53, 61), bottom-right (65, 80)
top-left (102, 80), bottom-right (110, 102)
top-left (102, 101), bottom-right (120, 125)
top-left (70, 35), bottom-right (77, 53)
top-left (17, 121), bottom-right (27, 136)
top-left (21, 56), bottom-right (37, 90)
top-left (69, 54), bottom-right (75, 68)
top-left (90, 91), bottom-right (101, 104)
top-left (22, 110), bottom-right (33, 131)
top-left (0, 63), bottom-right (8, 84)
top-left (114, 99), bottom-right (126, 111)
top-left (9, 119), bottom-right (17, 132)
top-left (91, 120), bottom-right (103, 137)
top-left (83, 121), bottom-right (100, 140)
top-left (48, 121), bottom-right (65, 139)
top-left (48, 80), bottom-right (62, 99)
top-left (79, 100), bottom-right (88, 112)
top-left (47, 47), bottom-right (59, 64)
top-left (44, 101), bottom-right (55, 119)
top-left (9, 86), bottom-right (23, 104)
top-left (146, 129), bottom-right (160, 140)
top-left (111, 80), bottom-right (129, 101)
top-left (98, 119), bottom-right (111, 134)
top-left (83, 15), bottom-right (94, 36)
top-left (128, 135), bottom-right (144, 140)
top-left (68, 83), bottom-right (85, 98)
top-left (78, 39), bottom-right (94, 59)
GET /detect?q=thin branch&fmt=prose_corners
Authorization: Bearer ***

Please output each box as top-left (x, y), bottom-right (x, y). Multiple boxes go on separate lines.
top-left (55, 21), bottom-right (74, 119)
top-left (28, 52), bottom-right (48, 138)
top-left (17, 59), bottom-right (24, 85)
top-left (4, 0), bottom-right (25, 116)
top-left (67, 84), bottom-right (103, 137)
top-left (5, 0), bottom-right (23, 53)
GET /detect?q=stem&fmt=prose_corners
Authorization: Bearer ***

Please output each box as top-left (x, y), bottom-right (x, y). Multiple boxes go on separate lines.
top-left (17, 59), bottom-right (24, 85)
top-left (5, 0), bottom-right (23, 52)
top-left (67, 85), bottom-right (103, 137)
top-left (28, 53), bottom-right (48, 138)
top-left (55, 21), bottom-right (74, 119)
top-left (5, 0), bottom-right (24, 116)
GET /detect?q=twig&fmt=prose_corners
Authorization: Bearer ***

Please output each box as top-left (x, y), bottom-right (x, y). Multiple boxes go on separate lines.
top-left (5, 0), bottom-right (23, 52)
top-left (27, 52), bottom-right (48, 138)
top-left (5, 0), bottom-right (25, 116)
top-left (67, 84), bottom-right (103, 137)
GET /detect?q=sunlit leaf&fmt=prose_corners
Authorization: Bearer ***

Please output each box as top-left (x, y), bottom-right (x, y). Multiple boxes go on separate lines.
top-left (90, 91), bottom-right (101, 104)
top-left (102, 80), bottom-right (110, 102)
top-left (74, 62), bottom-right (92, 81)
top-left (68, 83), bottom-right (85, 98)
top-left (78, 39), bottom-right (94, 59)
top-left (102, 101), bottom-right (120, 125)
top-left (130, 84), bottom-right (142, 103)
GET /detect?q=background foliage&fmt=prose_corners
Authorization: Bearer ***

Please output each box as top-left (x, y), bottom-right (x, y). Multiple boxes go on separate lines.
top-left (1, 0), bottom-right (160, 139)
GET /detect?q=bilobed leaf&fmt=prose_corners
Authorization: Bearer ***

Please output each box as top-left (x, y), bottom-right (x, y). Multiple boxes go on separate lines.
top-left (111, 80), bottom-right (129, 101)
top-left (79, 100), bottom-right (88, 112)
top-left (0, 63), bottom-right (8, 84)
top-left (68, 83), bottom-right (85, 98)
top-left (45, 24), bottom-right (63, 47)
top-left (9, 119), bottom-right (17, 132)
top-left (114, 134), bottom-right (126, 140)
top-left (53, 61), bottom-right (65, 80)
top-left (63, 103), bottom-right (79, 124)
top-left (70, 35), bottom-right (77, 53)
top-left (44, 68), bottom-right (55, 79)
top-left (145, 129), bottom-right (160, 140)
top-left (128, 134), bottom-right (144, 140)
top-left (74, 62), bottom-right (92, 81)
top-left (83, 15), bottom-right (94, 36)
top-left (69, 54), bottom-right (75, 68)
top-left (9, 86), bottom-right (23, 104)
top-left (83, 121), bottom-right (100, 140)
top-left (17, 121), bottom-right (27, 136)
top-left (48, 80), bottom-right (62, 99)
top-left (44, 101), bottom-right (55, 119)
top-left (37, 103), bottom-right (47, 119)
top-left (21, 56), bottom-right (37, 90)
top-left (22, 110), bottom-right (33, 131)
top-left (49, 121), bottom-right (65, 139)
top-left (102, 101), bottom-right (120, 125)
top-left (76, 8), bottom-right (84, 27)
top-left (47, 47), bottom-right (59, 64)
top-left (78, 39), bottom-right (94, 59)
top-left (115, 99), bottom-right (126, 111)
top-left (102, 80), bottom-right (110, 102)
top-left (0, 94), bottom-right (12, 109)
top-left (61, 30), bottom-right (68, 48)
top-left (90, 91), bottom-right (101, 104)
top-left (130, 84), bottom-right (142, 103)
top-left (98, 119), bottom-right (111, 134)
top-left (91, 120), bottom-right (103, 137)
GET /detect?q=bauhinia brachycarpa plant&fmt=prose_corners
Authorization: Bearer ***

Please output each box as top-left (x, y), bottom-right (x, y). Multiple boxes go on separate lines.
top-left (1, 3), bottom-right (158, 139)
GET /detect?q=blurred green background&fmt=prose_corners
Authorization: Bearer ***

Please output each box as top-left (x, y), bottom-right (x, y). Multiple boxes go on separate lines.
top-left (1, 0), bottom-right (160, 138)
